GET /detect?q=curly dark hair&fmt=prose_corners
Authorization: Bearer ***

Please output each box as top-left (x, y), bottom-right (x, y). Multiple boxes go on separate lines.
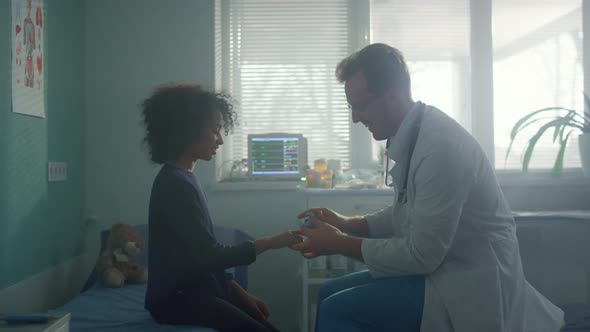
top-left (336, 43), bottom-right (411, 97)
top-left (141, 83), bottom-right (238, 164)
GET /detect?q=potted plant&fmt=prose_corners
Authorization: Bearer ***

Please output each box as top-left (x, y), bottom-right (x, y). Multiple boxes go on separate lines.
top-left (506, 93), bottom-right (590, 177)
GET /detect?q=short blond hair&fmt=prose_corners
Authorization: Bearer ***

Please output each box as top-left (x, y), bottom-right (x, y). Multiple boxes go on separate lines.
top-left (336, 43), bottom-right (411, 96)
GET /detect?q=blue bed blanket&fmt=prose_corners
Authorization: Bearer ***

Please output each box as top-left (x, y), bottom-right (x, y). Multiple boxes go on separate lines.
top-left (51, 284), bottom-right (214, 332)
top-left (50, 224), bottom-right (253, 332)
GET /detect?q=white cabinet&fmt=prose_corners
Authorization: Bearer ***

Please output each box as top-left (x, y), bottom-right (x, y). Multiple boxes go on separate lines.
top-left (300, 189), bottom-right (394, 332)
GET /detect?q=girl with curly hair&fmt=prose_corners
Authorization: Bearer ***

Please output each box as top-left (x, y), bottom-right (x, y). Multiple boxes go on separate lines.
top-left (141, 83), bottom-right (299, 332)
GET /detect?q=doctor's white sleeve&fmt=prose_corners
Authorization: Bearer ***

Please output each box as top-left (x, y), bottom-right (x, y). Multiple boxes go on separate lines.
top-left (361, 144), bottom-right (478, 278)
top-left (364, 205), bottom-right (395, 237)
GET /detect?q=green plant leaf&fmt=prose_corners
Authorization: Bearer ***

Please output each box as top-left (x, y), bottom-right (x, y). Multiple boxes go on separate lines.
top-left (522, 118), bottom-right (572, 172)
top-left (509, 107), bottom-right (573, 141)
top-left (552, 121), bottom-right (563, 143)
top-left (568, 111), bottom-right (587, 128)
top-left (505, 114), bottom-right (566, 161)
top-left (506, 110), bottom-right (576, 162)
top-left (504, 107), bottom-right (574, 161)
top-left (551, 130), bottom-right (573, 177)
top-left (506, 117), bottom-right (551, 161)
top-left (552, 110), bottom-right (577, 142)
top-left (558, 120), bottom-right (566, 142)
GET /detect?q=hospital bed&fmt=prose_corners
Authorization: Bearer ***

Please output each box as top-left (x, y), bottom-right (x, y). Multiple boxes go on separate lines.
top-left (51, 224), bottom-right (252, 332)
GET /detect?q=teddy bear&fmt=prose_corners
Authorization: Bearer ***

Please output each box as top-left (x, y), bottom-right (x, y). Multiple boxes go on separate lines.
top-left (95, 223), bottom-right (148, 288)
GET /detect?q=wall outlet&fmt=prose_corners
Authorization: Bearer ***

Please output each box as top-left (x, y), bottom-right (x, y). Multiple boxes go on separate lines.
top-left (48, 162), bottom-right (68, 182)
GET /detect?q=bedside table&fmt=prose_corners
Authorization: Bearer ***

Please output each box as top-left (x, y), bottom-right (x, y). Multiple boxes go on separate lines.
top-left (0, 313), bottom-right (70, 332)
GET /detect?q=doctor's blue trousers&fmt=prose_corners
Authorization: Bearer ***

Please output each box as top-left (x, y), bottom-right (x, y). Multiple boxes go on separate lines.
top-left (315, 271), bottom-right (425, 332)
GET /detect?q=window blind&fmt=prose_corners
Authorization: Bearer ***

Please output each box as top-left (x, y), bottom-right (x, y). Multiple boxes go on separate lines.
top-left (219, 0), bottom-right (352, 171)
top-left (370, 0), bottom-right (471, 126)
top-left (369, 0), bottom-right (471, 163)
top-left (218, 0), bottom-right (585, 175)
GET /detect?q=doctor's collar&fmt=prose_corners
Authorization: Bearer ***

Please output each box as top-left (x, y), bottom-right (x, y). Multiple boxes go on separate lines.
top-left (386, 101), bottom-right (424, 162)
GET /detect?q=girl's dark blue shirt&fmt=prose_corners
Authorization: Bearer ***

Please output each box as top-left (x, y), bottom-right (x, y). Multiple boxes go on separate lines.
top-left (145, 164), bottom-right (256, 316)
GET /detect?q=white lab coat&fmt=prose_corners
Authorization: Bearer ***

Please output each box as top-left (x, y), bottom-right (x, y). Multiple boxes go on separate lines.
top-left (361, 102), bottom-right (564, 332)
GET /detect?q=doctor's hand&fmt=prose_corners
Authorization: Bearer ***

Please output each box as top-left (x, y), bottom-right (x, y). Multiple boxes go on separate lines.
top-left (297, 208), bottom-right (350, 232)
top-left (291, 217), bottom-right (347, 258)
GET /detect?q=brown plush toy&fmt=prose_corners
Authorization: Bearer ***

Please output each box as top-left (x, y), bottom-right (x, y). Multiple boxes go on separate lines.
top-left (95, 223), bottom-right (148, 288)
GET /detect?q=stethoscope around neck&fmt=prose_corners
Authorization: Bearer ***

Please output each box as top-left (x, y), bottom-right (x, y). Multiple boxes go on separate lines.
top-left (384, 103), bottom-right (425, 205)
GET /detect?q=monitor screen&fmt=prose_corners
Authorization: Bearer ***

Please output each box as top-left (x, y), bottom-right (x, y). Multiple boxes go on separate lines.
top-left (248, 133), bottom-right (307, 179)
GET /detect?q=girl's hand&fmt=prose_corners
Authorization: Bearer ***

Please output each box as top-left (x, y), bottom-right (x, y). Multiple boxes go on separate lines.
top-left (254, 231), bottom-right (302, 254)
top-left (268, 231), bottom-right (302, 249)
top-left (229, 281), bottom-right (270, 321)
top-left (240, 293), bottom-right (270, 321)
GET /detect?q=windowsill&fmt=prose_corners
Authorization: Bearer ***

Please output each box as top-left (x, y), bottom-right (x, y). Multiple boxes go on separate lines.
top-left (513, 210), bottom-right (590, 227)
top-left (514, 210), bottom-right (590, 220)
top-left (497, 169), bottom-right (590, 188)
top-left (208, 180), bottom-right (303, 192)
top-left (208, 180), bottom-right (394, 193)
top-left (208, 170), bottom-right (590, 192)
top-left (299, 187), bottom-right (395, 196)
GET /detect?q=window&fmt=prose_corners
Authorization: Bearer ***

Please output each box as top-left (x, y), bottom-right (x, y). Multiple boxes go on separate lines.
top-left (493, 0), bottom-right (583, 170)
top-left (370, 0), bottom-right (471, 163)
top-left (217, 0), bottom-right (586, 181)
top-left (216, 0), bottom-right (352, 177)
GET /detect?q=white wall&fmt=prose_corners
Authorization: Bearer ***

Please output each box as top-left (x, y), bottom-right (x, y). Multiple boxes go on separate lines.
top-left (85, 0), bottom-right (216, 226)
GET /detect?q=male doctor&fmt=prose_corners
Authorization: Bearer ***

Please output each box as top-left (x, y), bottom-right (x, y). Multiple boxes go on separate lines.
top-left (293, 43), bottom-right (564, 332)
